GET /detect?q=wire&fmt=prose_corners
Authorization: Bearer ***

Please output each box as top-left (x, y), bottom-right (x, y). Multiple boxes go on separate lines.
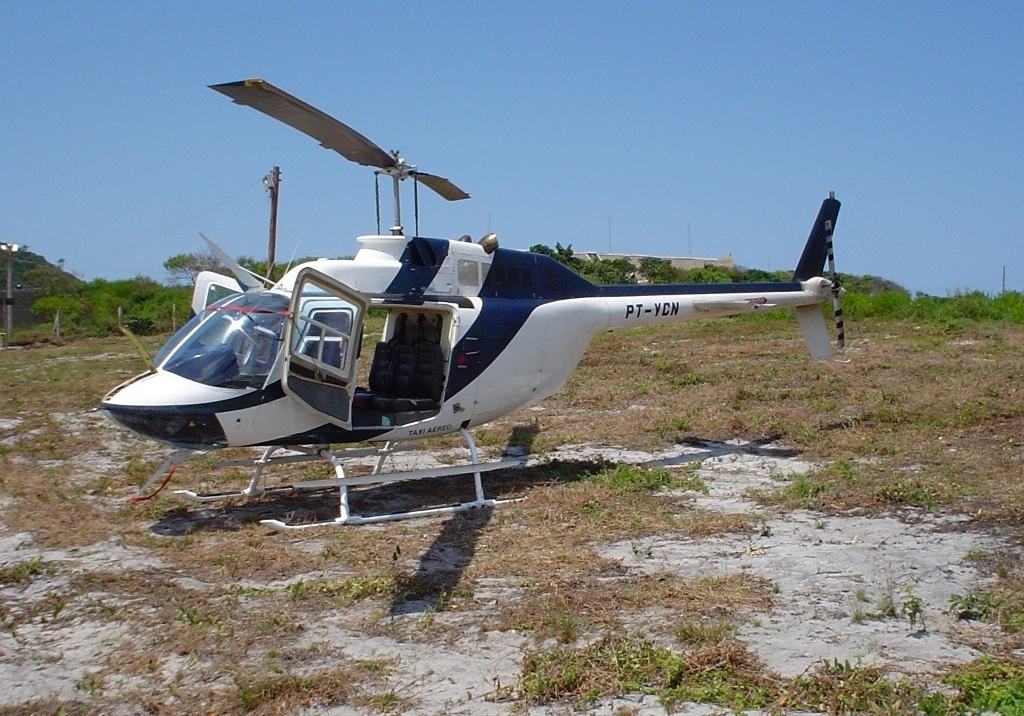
top-left (127, 465), bottom-right (178, 503)
top-left (75, 178), bottom-right (263, 271)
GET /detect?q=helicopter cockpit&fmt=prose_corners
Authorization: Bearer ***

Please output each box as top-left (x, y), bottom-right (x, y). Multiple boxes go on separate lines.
top-left (157, 292), bottom-right (289, 389)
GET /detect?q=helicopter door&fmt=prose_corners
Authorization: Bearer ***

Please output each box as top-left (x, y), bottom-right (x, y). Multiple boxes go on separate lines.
top-left (281, 267), bottom-right (371, 428)
top-left (191, 271), bottom-right (245, 315)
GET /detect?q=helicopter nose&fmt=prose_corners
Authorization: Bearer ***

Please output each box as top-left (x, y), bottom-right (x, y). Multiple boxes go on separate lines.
top-left (101, 371), bottom-right (242, 448)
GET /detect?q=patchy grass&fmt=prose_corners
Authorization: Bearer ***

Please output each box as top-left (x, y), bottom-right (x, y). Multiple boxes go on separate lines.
top-left (944, 657), bottom-right (1024, 715)
top-left (948, 553), bottom-right (1024, 633)
top-left (233, 667), bottom-right (373, 713)
top-left (3, 319), bottom-right (1024, 711)
top-left (520, 643), bottom-right (1024, 715)
top-left (0, 556), bottom-right (44, 585)
top-left (518, 635), bottom-right (777, 710)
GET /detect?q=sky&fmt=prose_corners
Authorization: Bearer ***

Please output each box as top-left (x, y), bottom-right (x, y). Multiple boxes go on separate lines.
top-left (1, 2), bottom-right (1022, 296)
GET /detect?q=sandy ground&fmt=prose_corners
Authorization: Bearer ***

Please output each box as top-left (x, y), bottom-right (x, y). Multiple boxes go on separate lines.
top-left (0, 418), bottom-right (1013, 714)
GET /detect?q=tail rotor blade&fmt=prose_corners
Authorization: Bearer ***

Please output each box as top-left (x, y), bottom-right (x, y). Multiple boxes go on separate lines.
top-left (824, 219), bottom-right (845, 350)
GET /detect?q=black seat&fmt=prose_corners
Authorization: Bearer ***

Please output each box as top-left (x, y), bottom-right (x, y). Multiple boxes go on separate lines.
top-left (360, 313), bottom-right (445, 414)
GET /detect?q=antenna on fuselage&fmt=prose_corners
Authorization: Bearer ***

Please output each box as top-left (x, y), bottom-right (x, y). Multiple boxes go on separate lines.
top-left (209, 79), bottom-right (470, 237)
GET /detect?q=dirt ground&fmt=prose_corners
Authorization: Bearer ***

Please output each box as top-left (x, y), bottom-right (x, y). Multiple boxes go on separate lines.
top-left (2, 321), bottom-right (1024, 714)
top-left (0, 433), bottom-right (1014, 714)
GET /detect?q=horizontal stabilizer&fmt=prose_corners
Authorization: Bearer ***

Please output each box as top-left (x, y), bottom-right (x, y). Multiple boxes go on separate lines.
top-left (794, 305), bottom-right (833, 360)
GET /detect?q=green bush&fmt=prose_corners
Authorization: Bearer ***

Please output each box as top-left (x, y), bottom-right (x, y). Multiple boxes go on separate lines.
top-left (29, 278), bottom-right (190, 338)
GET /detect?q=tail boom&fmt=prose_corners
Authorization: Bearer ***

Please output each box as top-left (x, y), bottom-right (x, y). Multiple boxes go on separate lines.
top-left (601, 279), bottom-right (832, 332)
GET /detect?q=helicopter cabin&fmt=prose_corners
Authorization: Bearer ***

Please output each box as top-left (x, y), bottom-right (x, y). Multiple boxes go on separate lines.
top-left (352, 308), bottom-right (450, 426)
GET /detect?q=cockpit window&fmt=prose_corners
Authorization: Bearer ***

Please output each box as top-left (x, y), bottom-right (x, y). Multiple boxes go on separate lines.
top-left (160, 292), bottom-right (289, 388)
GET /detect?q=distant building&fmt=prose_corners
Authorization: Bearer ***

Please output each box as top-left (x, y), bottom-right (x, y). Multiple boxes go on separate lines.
top-left (576, 252), bottom-right (735, 271)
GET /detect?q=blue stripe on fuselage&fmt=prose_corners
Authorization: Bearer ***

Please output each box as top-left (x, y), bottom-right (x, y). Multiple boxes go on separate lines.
top-left (384, 237), bottom-right (451, 298)
top-left (446, 298), bottom-right (542, 399)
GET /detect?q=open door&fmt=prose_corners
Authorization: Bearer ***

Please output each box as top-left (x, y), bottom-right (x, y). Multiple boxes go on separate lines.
top-left (191, 271), bottom-right (245, 316)
top-left (282, 267), bottom-right (371, 428)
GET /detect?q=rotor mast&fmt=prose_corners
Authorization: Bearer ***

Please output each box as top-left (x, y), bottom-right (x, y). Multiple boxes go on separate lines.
top-left (376, 151), bottom-right (415, 235)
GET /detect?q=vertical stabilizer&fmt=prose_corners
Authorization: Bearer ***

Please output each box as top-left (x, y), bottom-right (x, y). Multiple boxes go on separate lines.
top-left (793, 196), bottom-right (841, 281)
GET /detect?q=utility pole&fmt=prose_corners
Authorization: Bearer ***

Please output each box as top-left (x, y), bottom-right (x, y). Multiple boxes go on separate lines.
top-left (1003, 265), bottom-right (1007, 295)
top-left (1, 243), bottom-right (24, 348)
top-left (263, 166), bottom-right (280, 281)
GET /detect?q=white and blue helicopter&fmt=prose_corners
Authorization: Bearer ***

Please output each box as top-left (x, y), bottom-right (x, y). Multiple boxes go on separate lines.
top-left (102, 79), bottom-right (844, 529)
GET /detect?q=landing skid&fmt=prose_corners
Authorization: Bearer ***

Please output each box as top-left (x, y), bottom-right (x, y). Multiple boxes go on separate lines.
top-left (134, 429), bottom-right (523, 528)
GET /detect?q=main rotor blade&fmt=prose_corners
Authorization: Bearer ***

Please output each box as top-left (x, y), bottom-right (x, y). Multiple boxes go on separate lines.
top-left (199, 232), bottom-right (268, 290)
top-left (413, 172), bottom-right (470, 201)
top-left (210, 79), bottom-right (395, 169)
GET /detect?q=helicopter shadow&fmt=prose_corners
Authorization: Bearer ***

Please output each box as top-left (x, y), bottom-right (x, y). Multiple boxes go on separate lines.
top-left (384, 422), bottom-right (541, 616)
top-left (148, 428), bottom-right (803, 613)
top-left (644, 434), bottom-right (801, 468)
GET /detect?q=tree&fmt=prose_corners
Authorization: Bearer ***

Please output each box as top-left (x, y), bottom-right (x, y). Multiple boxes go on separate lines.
top-left (579, 258), bottom-right (637, 285)
top-left (163, 250), bottom-right (222, 285)
top-left (638, 257), bottom-right (682, 284)
top-left (529, 242), bottom-right (589, 275)
top-left (22, 264), bottom-right (82, 294)
top-left (680, 265), bottom-right (733, 284)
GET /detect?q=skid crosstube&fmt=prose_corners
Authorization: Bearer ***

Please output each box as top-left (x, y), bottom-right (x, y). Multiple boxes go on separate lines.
top-left (141, 429), bottom-right (524, 527)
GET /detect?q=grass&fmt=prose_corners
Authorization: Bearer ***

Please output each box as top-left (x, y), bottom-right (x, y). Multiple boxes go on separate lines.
top-left (947, 555), bottom-right (1024, 632)
top-left (233, 667), bottom-right (372, 712)
top-left (0, 556), bottom-right (44, 585)
top-left (674, 616), bottom-right (736, 645)
top-left (3, 317), bottom-right (1024, 711)
top-left (944, 657), bottom-right (1024, 715)
top-left (520, 642), bottom-right (1024, 715)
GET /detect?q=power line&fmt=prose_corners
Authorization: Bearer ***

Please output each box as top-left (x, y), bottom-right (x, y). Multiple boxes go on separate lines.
top-left (74, 178), bottom-right (263, 271)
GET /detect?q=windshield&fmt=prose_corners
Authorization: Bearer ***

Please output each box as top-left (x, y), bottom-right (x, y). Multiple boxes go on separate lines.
top-left (161, 292), bottom-right (289, 388)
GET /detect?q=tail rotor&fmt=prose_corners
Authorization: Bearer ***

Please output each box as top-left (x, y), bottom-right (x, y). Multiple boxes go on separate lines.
top-left (824, 216), bottom-right (845, 350)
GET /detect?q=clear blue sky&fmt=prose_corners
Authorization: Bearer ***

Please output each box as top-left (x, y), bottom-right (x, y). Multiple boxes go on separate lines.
top-left (2, 2), bottom-right (1021, 296)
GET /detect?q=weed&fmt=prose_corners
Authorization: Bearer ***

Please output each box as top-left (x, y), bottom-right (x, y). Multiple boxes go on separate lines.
top-left (0, 556), bottom-right (43, 585)
top-left (657, 415), bottom-right (692, 440)
top-left (176, 604), bottom-right (220, 633)
top-left (788, 659), bottom-right (930, 714)
top-left (369, 687), bottom-right (408, 713)
top-left (519, 635), bottom-right (775, 711)
top-left (75, 670), bottom-right (103, 696)
top-left (289, 578), bottom-right (308, 601)
top-left (539, 611), bottom-right (585, 644)
top-left (850, 588), bottom-right (875, 622)
top-left (233, 668), bottom-right (366, 712)
top-left (944, 657), bottom-right (1024, 715)
top-left (900, 585), bottom-right (926, 631)
top-left (875, 479), bottom-right (937, 506)
top-left (596, 464), bottom-right (682, 492)
top-left (949, 590), bottom-right (999, 621)
top-left (414, 589), bottom-right (466, 632)
top-left (674, 617), bottom-right (735, 645)
top-left (948, 589), bottom-right (1024, 632)
top-left (286, 575), bottom-right (395, 606)
top-left (750, 473), bottom-right (826, 508)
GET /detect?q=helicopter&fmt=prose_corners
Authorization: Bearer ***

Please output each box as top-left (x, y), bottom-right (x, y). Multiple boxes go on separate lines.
top-left (101, 79), bottom-right (844, 529)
